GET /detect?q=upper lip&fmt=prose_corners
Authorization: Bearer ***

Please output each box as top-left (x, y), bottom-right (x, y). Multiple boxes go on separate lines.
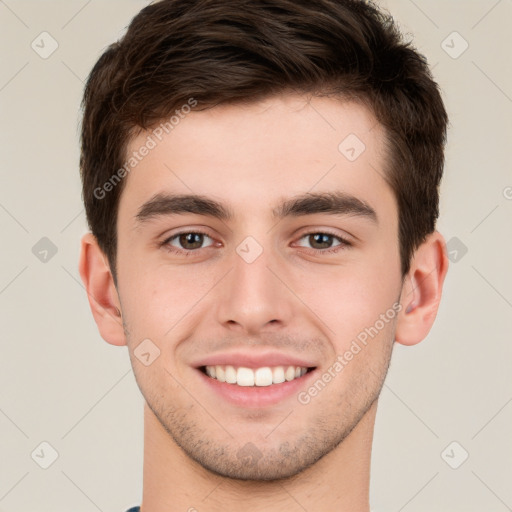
top-left (192, 351), bottom-right (317, 369)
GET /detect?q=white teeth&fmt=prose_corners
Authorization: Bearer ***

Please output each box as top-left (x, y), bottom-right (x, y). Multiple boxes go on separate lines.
top-left (285, 366), bottom-right (296, 381)
top-left (204, 364), bottom-right (310, 386)
top-left (225, 365), bottom-right (237, 384)
top-left (254, 367), bottom-right (273, 386)
top-left (216, 365), bottom-right (226, 382)
top-left (237, 367), bottom-right (254, 387)
top-left (272, 366), bottom-right (285, 384)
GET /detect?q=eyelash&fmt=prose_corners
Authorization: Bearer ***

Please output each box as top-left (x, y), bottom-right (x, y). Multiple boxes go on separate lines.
top-left (160, 230), bottom-right (352, 256)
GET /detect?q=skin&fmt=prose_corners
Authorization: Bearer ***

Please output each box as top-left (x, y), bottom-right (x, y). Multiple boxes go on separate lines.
top-left (79, 94), bottom-right (448, 512)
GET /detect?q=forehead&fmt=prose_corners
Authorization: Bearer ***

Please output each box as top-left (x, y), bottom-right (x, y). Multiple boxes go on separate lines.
top-left (118, 94), bottom-right (394, 225)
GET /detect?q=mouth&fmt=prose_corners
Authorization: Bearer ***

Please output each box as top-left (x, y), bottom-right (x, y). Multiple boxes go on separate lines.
top-left (195, 362), bottom-right (318, 408)
top-left (199, 364), bottom-right (316, 387)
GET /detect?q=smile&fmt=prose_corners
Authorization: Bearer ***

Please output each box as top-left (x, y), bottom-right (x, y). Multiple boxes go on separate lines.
top-left (201, 365), bottom-right (313, 386)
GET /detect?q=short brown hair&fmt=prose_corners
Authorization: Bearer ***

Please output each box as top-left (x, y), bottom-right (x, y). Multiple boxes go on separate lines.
top-left (80, 0), bottom-right (448, 285)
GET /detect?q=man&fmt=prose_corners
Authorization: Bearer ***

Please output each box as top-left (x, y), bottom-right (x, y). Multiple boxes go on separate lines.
top-left (78, 0), bottom-right (449, 510)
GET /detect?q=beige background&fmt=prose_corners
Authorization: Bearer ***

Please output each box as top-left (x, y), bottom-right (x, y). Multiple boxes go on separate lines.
top-left (0, 1), bottom-right (511, 511)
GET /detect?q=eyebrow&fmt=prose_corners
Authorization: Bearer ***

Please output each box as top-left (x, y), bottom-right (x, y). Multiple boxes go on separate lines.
top-left (134, 191), bottom-right (378, 225)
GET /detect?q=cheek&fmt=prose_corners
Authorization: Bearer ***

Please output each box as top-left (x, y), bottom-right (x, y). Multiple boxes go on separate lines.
top-left (119, 262), bottom-right (216, 340)
top-left (291, 258), bottom-right (399, 350)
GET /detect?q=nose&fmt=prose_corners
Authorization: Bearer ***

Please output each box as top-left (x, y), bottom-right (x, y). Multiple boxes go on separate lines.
top-left (215, 242), bottom-right (294, 335)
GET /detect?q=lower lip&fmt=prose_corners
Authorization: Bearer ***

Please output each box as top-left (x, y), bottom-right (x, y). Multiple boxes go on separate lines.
top-left (196, 368), bottom-right (318, 408)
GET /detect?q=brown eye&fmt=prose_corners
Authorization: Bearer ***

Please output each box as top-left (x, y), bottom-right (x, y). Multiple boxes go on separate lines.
top-left (178, 233), bottom-right (204, 249)
top-left (164, 231), bottom-right (215, 252)
top-left (308, 233), bottom-right (335, 249)
top-left (295, 232), bottom-right (351, 253)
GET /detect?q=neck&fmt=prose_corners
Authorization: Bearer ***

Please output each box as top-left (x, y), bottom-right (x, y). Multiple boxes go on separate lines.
top-left (139, 400), bottom-right (377, 512)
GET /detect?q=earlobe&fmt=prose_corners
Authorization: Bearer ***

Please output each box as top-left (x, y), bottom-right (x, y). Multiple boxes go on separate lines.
top-left (78, 232), bottom-right (127, 346)
top-left (395, 231), bottom-right (449, 346)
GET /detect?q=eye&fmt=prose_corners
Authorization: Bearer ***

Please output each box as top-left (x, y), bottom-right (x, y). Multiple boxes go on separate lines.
top-left (160, 230), bottom-right (351, 256)
top-left (163, 231), bottom-right (215, 253)
top-left (295, 232), bottom-right (351, 253)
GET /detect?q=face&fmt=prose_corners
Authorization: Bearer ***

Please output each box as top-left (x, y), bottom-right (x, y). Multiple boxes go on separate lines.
top-left (115, 94), bottom-right (403, 480)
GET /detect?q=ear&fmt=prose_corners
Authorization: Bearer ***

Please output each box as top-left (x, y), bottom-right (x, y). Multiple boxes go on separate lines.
top-left (78, 232), bottom-right (127, 346)
top-left (395, 230), bottom-right (449, 346)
